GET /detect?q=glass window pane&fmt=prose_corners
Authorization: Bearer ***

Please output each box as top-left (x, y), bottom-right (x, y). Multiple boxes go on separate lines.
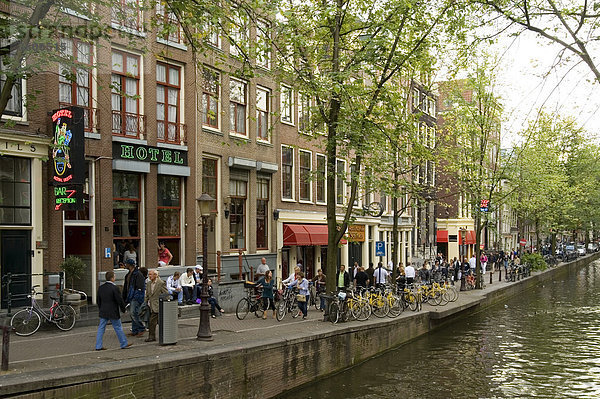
top-left (0, 182), bottom-right (14, 206)
top-left (158, 209), bottom-right (180, 236)
top-left (13, 182), bottom-right (29, 207)
top-left (156, 86), bottom-right (165, 103)
top-left (156, 64), bottom-right (166, 83)
top-left (127, 56), bottom-right (138, 76)
top-left (112, 52), bottom-right (123, 72)
top-left (77, 42), bottom-right (90, 64)
top-left (14, 208), bottom-right (29, 224)
top-left (169, 67), bottom-right (179, 86)
top-left (0, 208), bottom-right (14, 224)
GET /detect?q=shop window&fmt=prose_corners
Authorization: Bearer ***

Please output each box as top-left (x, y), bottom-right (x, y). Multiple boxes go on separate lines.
top-left (256, 176), bottom-right (269, 249)
top-left (0, 156), bottom-right (30, 225)
top-left (157, 175), bottom-right (181, 264)
top-left (229, 172), bottom-right (247, 249)
top-left (112, 172), bottom-right (140, 266)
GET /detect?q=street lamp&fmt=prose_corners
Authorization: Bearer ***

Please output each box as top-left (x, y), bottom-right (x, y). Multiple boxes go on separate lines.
top-left (197, 193), bottom-right (215, 341)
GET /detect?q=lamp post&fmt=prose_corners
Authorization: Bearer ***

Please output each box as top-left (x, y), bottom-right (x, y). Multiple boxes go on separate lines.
top-left (197, 193), bottom-right (215, 341)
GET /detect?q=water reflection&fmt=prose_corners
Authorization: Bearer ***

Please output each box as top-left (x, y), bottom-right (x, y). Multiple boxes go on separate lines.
top-left (278, 261), bottom-right (600, 399)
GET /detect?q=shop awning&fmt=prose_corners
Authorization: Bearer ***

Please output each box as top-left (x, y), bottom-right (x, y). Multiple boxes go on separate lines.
top-left (436, 230), bottom-right (449, 243)
top-left (283, 224), bottom-right (347, 246)
top-left (458, 230), bottom-right (477, 245)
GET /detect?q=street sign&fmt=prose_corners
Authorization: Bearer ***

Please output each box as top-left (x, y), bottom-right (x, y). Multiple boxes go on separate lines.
top-left (520, 239), bottom-right (527, 246)
top-left (375, 241), bottom-right (385, 256)
top-left (104, 247), bottom-right (111, 258)
top-left (480, 199), bottom-right (490, 212)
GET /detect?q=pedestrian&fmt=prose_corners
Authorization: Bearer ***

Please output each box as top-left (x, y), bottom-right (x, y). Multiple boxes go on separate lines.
top-left (405, 262), bottom-right (416, 285)
top-left (180, 268), bottom-right (195, 304)
top-left (418, 263), bottom-right (430, 283)
top-left (144, 269), bottom-right (167, 342)
top-left (206, 279), bottom-right (225, 318)
top-left (469, 254), bottom-right (476, 274)
top-left (312, 268), bottom-right (327, 310)
top-left (352, 261), bottom-right (360, 278)
top-left (256, 257), bottom-right (270, 281)
top-left (374, 262), bottom-right (389, 288)
top-left (122, 259), bottom-right (145, 337)
top-left (193, 265), bottom-right (203, 302)
top-left (95, 271), bottom-right (132, 350)
top-left (354, 266), bottom-right (369, 289)
top-left (282, 266), bottom-right (300, 285)
top-left (123, 243), bottom-right (137, 266)
top-left (158, 241), bottom-right (173, 267)
top-left (336, 265), bottom-right (350, 291)
top-left (366, 262), bottom-right (375, 287)
top-left (288, 271), bottom-right (309, 319)
top-left (481, 252), bottom-right (488, 274)
top-left (257, 270), bottom-right (275, 319)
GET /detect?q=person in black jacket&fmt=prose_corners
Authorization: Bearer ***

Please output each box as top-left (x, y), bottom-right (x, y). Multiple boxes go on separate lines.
top-left (336, 265), bottom-right (350, 291)
top-left (95, 271), bottom-right (132, 350)
top-left (122, 259), bottom-right (146, 337)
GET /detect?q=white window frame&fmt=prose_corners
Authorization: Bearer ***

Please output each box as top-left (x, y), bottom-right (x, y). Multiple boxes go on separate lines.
top-left (336, 158), bottom-right (346, 206)
top-left (229, 78), bottom-right (248, 138)
top-left (256, 19), bottom-right (270, 70)
top-left (230, 9), bottom-right (248, 57)
top-left (256, 85), bottom-right (270, 143)
top-left (315, 153), bottom-right (327, 205)
top-left (280, 84), bottom-right (294, 125)
top-left (201, 66), bottom-right (221, 132)
top-left (299, 149), bottom-right (312, 203)
top-left (281, 145), bottom-right (295, 201)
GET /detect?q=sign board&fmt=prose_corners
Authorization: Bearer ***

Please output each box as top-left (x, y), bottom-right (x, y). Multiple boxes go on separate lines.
top-left (51, 107), bottom-right (85, 185)
top-left (375, 241), bottom-right (385, 257)
top-left (520, 239), bottom-right (527, 246)
top-left (480, 244), bottom-right (485, 250)
top-left (347, 225), bottom-right (365, 242)
top-left (480, 199), bottom-right (490, 212)
top-left (112, 142), bottom-right (188, 166)
top-left (104, 247), bottom-right (111, 258)
top-left (53, 185), bottom-right (84, 211)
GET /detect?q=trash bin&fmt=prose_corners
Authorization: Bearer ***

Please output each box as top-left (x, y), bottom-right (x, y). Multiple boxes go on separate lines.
top-left (159, 293), bottom-right (178, 345)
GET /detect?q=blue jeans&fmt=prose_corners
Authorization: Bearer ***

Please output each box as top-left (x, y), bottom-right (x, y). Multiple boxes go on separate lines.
top-left (208, 298), bottom-right (222, 315)
top-left (168, 288), bottom-right (183, 303)
top-left (298, 296), bottom-right (309, 317)
top-left (96, 318), bottom-right (128, 349)
top-left (129, 299), bottom-right (144, 334)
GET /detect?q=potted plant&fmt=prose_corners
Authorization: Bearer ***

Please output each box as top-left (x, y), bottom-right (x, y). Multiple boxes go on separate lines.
top-left (59, 256), bottom-right (86, 289)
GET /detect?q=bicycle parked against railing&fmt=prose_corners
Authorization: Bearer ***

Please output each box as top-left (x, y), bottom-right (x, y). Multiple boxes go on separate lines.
top-left (236, 281), bottom-right (265, 320)
top-left (10, 285), bottom-right (77, 336)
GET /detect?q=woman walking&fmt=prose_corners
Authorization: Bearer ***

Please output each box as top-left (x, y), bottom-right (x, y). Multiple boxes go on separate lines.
top-left (257, 270), bottom-right (276, 319)
top-left (288, 271), bottom-right (309, 320)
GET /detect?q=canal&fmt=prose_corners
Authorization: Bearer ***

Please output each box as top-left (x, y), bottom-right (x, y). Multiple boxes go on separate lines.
top-left (278, 260), bottom-right (600, 398)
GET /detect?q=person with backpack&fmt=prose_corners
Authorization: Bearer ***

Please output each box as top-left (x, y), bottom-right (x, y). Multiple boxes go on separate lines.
top-left (122, 259), bottom-right (146, 337)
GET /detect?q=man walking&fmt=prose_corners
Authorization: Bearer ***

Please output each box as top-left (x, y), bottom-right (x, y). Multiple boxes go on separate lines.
top-left (96, 271), bottom-right (132, 350)
top-left (144, 269), bottom-right (167, 342)
top-left (122, 259), bottom-right (146, 337)
top-left (374, 262), bottom-right (389, 288)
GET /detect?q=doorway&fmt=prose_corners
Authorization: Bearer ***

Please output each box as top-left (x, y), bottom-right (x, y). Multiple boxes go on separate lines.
top-left (64, 226), bottom-right (92, 295)
top-left (1, 230), bottom-right (31, 308)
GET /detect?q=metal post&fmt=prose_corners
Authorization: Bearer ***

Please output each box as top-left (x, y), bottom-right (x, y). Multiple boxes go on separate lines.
top-left (238, 250), bottom-right (243, 280)
top-left (499, 267), bottom-right (502, 282)
top-left (1, 325), bottom-right (9, 371)
top-left (250, 266), bottom-right (254, 282)
top-left (490, 271), bottom-right (493, 285)
top-left (216, 251), bottom-right (221, 283)
top-left (5, 273), bottom-right (13, 316)
top-left (197, 215), bottom-right (213, 341)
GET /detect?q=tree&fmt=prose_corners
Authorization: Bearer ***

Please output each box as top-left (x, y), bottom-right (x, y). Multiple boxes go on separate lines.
top-left (438, 63), bottom-right (503, 289)
top-left (0, 0), bottom-right (122, 118)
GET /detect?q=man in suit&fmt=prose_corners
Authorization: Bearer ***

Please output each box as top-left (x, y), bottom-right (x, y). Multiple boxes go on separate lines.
top-left (95, 271), bottom-right (132, 350)
top-left (145, 269), bottom-right (168, 342)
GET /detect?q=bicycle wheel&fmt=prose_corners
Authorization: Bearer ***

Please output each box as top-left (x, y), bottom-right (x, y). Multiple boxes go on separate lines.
top-left (276, 301), bottom-right (287, 321)
top-left (54, 305), bottom-right (76, 331)
top-left (236, 298), bottom-right (250, 320)
top-left (430, 291), bottom-right (442, 306)
top-left (328, 302), bottom-right (340, 324)
top-left (405, 292), bottom-right (418, 311)
top-left (387, 295), bottom-right (403, 318)
top-left (253, 299), bottom-right (265, 318)
top-left (291, 302), bottom-right (301, 318)
top-left (314, 293), bottom-right (322, 311)
top-left (11, 308), bottom-right (41, 336)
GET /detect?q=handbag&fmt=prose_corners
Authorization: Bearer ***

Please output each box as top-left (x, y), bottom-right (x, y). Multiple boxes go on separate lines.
top-left (296, 294), bottom-right (306, 302)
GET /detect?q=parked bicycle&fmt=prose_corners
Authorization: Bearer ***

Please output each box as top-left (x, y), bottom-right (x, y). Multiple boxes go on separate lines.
top-left (11, 285), bottom-right (77, 336)
top-left (236, 281), bottom-right (265, 320)
top-left (276, 286), bottom-right (301, 321)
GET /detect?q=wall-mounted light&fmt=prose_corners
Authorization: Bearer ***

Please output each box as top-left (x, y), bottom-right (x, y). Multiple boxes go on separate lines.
top-left (224, 209), bottom-right (230, 219)
top-left (224, 199), bottom-right (230, 219)
top-left (273, 210), bottom-right (280, 221)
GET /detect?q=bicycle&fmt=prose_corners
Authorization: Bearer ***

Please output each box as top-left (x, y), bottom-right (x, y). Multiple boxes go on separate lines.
top-left (308, 282), bottom-right (324, 311)
top-left (328, 291), bottom-right (350, 324)
top-left (276, 287), bottom-right (301, 321)
top-left (236, 281), bottom-right (265, 320)
top-left (11, 285), bottom-right (77, 336)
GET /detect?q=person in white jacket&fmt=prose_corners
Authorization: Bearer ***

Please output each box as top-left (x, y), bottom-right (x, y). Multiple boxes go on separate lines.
top-left (282, 266), bottom-right (300, 286)
top-left (180, 268), bottom-right (195, 304)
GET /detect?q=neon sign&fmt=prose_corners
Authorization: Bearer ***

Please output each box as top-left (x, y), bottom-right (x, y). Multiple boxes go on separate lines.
top-left (54, 186), bottom-right (83, 211)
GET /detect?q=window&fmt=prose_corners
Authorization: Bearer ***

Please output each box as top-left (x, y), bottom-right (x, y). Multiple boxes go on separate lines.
top-left (363, 167), bottom-right (371, 206)
top-left (202, 157), bottom-right (218, 211)
top-left (256, 19), bottom-right (270, 69)
top-left (113, 172), bottom-right (140, 259)
top-left (336, 159), bottom-right (345, 205)
top-left (350, 164), bottom-right (358, 206)
top-left (412, 88), bottom-right (420, 110)
top-left (380, 191), bottom-right (387, 212)
top-left (280, 85), bottom-right (293, 124)
top-left (206, 19), bottom-right (220, 47)
top-left (282, 146), bottom-right (294, 200)
top-left (256, 86), bottom-right (270, 141)
top-left (299, 150), bottom-right (311, 201)
top-left (112, 0), bottom-right (142, 31)
top-left (298, 93), bottom-right (310, 133)
top-left (316, 154), bottom-right (326, 203)
top-left (111, 50), bottom-right (142, 138)
top-left (156, 2), bottom-right (183, 43)
top-left (256, 176), bottom-right (269, 249)
top-left (59, 38), bottom-right (94, 131)
top-left (230, 10), bottom-right (248, 57)
top-left (229, 79), bottom-right (247, 135)
top-left (428, 97), bottom-right (436, 116)
top-left (202, 67), bottom-right (219, 129)
top-left (229, 171), bottom-right (247, 249)
top-left (0, 47), bottom-right (23, 117)
top-left (0, 156), bottom-right (30, 225)
top-left (65, 162), bottom-right (90, 221)
top-left (157, 175), bottom-right (181, 264)
top-left (156, 63), bottom-right (181, 143)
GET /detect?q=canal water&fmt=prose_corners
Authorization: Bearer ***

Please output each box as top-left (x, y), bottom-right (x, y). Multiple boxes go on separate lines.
top-left (279, 260), bottom-right (600, 399)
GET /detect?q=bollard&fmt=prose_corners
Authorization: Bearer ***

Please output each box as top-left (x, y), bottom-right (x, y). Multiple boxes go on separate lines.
top-left (499, 268), bottom-right (502, 282)
top-left (250, 266), bottom-right (254, 281)
top-left (490, 271), bottom-right (493, 285)
top-left (460, 276), bottom-right (466, 291)
top-left (216, 251), bottom-right (222, 282)
top-left (238, 250), bottom-right (243, 280)
top-left (5, 272), bottom-right (12, 316)
top-left (1, 325), bottom-right (9, 371)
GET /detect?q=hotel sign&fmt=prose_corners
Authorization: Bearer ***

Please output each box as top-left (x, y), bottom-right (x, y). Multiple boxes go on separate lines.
top-left (112, 142), bottom-right (188, 166)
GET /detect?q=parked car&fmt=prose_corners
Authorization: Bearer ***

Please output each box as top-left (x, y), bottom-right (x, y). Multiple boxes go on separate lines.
top-left (587, 243), bottom-right (599, 253)
top-left (577, 244), bottom-right (586, 256)
top-left (563, 244), bottom-right (578, 261)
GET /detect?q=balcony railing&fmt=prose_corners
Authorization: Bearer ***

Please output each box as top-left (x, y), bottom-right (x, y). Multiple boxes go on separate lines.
top-left (157, 121), bottom-right (186, 145)
top-left (59, 104), bottom-right (98, 132)
top-left (112, 111), bottom-right (145, 139)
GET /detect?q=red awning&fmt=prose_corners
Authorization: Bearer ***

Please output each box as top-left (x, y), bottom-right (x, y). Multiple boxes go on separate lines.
top-left (283, 224), bottom-right (347, 246)
top-left (466, 230), bottom-right (476, 245)
top-left (436, 230), bottom-right (449, 243)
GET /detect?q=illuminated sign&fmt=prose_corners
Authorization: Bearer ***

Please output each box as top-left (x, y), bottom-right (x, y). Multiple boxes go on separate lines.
top-left (112, 142), bottom-right (188, 166)
top-left (54, 185), bottom-right (84, 211)
top-left (480, 199), bottom-right (490, 212)
top-left (51, 106), bottom-right (85, 185)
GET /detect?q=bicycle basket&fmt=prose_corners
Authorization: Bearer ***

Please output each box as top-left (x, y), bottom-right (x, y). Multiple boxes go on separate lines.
top-left (337, 292), bottom-right (347, 300)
